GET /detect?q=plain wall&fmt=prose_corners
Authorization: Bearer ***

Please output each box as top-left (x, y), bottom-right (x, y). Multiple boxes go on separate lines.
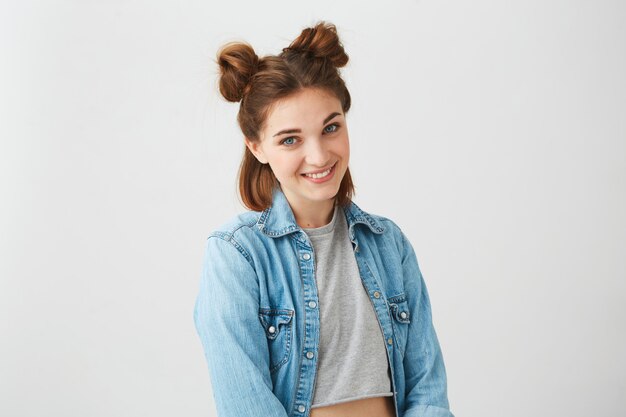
top-left (1, 1), bottom-right (625, 416)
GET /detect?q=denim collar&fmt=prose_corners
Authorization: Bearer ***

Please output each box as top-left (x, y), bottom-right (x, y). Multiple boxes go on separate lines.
top-left (257, 186), bottom-right (385, 238)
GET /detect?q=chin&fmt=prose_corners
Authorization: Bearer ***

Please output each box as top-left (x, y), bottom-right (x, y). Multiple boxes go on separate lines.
top-left (308, 187), bottom-right (341, 202)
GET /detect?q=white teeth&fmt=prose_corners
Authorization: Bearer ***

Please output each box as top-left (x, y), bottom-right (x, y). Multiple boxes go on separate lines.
top-left (305, 166), bottom-right (332, 179)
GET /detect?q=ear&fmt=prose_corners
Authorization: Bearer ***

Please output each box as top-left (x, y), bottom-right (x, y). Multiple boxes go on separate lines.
top-left (244, 137), bottom-right (268, 164)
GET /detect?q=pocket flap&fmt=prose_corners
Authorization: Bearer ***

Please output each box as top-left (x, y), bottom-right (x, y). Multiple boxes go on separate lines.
top-left (258, 309), bottom-right (294, 340)
top-left (388, 294), bottom-right (411, 324)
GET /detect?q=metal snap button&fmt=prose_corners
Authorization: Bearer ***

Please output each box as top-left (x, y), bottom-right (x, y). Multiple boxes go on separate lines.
top-left (306, 351), bottom-right (314, 359)
top-left (373, 291), bottom-right (381, 299)
top-left (302, 253), bottom-right (311, 260)
top-left (387, 337), bottom-right (393, 345)
top-left (298, 405), bottom-right (305, 413)
top-left (268, 325), bottom-right (276, 334)
top-left (400, 311), bottom-right (408, 319)
top-left (308, 301), bottom-right (317, 308)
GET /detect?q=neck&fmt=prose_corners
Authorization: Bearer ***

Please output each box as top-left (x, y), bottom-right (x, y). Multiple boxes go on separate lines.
top-left (290, 198), bottom-right (336, 229)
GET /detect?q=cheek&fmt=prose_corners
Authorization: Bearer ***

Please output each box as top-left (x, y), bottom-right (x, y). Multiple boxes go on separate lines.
top-left (269, 154), bottom-right (301, 178)
top-left (337, 135), bottom-right (350, 158)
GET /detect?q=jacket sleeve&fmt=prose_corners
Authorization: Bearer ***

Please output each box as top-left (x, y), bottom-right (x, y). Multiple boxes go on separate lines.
top-left (193, 235), bottom-right (289, 417)
top-left (399, 230), bottom-right (455, 417)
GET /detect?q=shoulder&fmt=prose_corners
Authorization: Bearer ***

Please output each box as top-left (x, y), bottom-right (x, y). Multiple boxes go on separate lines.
top-left (204, 210), bottom-right (264, 263)
top-left (371, 212), bottom-right (402, 233)
top-left (208, 210), bottom-right (261, 240)
top-left (353, 206), bottom-right (413, 256)
top-left (356, 205), bottom-right (406, 241)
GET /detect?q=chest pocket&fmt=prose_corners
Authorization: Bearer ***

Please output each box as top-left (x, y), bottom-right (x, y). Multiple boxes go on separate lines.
top-left (258, 308), bottom-right (294, 373)
top-left (387, 293), bottom-right (411, 358)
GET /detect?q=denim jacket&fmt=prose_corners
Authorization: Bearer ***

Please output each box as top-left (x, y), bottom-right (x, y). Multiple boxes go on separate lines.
top-left (194, 186), bottom-right (454, 417)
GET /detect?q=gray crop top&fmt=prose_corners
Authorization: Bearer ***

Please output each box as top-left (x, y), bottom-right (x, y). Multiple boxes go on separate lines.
top-left (302, 204), bottom-right (393, 408)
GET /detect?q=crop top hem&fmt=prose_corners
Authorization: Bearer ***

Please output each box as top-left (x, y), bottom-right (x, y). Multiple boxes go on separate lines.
top-left (310, 391), bottom-right (394, 409)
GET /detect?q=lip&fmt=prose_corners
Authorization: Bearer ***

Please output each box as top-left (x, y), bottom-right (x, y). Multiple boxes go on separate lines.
top-left (301, 162), bottom-right (337, 175)
top-left (301, 162), bottom-right (337, 183)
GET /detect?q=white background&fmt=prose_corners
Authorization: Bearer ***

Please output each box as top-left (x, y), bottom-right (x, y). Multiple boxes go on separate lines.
top-left (1, 1), bottom-right (625, 416)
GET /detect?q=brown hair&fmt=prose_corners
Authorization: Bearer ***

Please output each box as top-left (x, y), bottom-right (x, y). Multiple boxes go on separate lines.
top-left (215, 21), bottom-right (355, 211)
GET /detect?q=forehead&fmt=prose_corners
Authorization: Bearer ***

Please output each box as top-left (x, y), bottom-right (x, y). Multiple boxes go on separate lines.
top-left (264, 88), bottom-right (342, 128)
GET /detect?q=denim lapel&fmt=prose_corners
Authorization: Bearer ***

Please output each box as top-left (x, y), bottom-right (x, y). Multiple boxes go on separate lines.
top-left (257, 186), bottom-right (385, 238)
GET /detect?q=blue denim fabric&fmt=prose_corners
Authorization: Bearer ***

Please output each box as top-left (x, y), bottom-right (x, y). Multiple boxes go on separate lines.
top-left (194, 186), bottom-right (454, 417)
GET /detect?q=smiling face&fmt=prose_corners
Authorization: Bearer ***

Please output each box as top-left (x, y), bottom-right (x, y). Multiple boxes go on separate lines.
top-left (245, 87), bottom-right (350, 218)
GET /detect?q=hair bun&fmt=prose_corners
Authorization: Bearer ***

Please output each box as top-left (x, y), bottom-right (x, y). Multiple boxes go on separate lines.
top-left (283, 21), bottom-right (349, 68)
top-left (216, 42), bottom-right (259, 102)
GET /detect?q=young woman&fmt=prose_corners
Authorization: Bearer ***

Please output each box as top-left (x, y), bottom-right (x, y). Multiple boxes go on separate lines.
top-left (194, 22), bottom-right (454, 417)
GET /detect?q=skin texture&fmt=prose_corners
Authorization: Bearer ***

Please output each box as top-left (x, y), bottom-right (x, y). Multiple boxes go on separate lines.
top-left (310, 396), bottom-right (396, 417)
top-left (245, 87), bottom-right (350, 228)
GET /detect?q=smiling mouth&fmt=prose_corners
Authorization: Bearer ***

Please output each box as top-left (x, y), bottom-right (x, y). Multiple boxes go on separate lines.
top-left (301, 162), bottom-right (336, 179)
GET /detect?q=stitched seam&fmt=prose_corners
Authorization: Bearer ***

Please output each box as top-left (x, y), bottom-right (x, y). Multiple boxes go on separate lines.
top-left (208, 233), bottom-right (253, 265)
top-left (388, 293), bottom-right (407, 304)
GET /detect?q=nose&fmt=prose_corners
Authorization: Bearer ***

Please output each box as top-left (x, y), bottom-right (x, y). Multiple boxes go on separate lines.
top-left (304, 137), bottom-right (331, 167)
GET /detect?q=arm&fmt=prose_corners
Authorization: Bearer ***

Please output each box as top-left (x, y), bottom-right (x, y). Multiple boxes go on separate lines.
top-left (399, 231), bottom-right (455, 417)
top-left (193, 235), bottom-right (289, 417)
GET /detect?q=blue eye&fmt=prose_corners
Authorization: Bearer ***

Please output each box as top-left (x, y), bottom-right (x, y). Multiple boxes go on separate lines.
top-left (281, 137), bottom-right (296, 146)
top-left (324, 123), bottom-right (339, 134)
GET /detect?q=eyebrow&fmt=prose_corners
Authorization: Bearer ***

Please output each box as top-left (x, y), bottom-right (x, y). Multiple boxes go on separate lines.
top-left (272, 112), bottom-right (342, 137)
